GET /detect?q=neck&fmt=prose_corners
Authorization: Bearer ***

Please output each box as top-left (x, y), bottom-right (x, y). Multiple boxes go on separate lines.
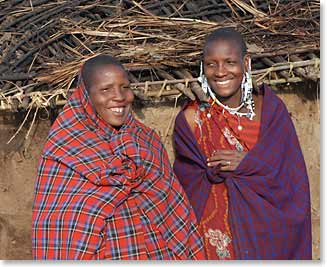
top-left (217, 88), bottom-right (242, 108)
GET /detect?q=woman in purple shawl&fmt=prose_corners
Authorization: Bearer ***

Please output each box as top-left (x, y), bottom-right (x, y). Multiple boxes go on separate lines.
top-left (173, 28), bottom-right (312, 260)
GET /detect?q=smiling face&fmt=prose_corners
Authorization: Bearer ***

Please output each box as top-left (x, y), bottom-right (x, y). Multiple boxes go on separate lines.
top-left (203, 38), bottom-right (249, 107)
top-left (87, 64), bottom-right (134, 128)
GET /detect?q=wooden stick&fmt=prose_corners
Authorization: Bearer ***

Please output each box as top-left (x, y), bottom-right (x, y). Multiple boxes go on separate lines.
top-left (252, 58), bottom-right (320, 74)
top-left (0, 73), bottom-right (36, 81)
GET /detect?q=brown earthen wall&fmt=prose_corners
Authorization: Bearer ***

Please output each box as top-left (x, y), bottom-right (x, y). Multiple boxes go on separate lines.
top-left (0, 91), bottom-right (320, 259)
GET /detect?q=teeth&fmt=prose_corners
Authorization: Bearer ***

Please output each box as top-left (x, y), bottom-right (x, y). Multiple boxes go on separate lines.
top-left (216, 80), bottom-right (229, 85)
top-left (110, 107), bottom-right (124, 113)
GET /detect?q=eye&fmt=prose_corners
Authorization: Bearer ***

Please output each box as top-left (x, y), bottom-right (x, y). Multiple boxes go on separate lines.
top-left (227, 60), bottom-right (236, 65)
top-left (101, 87), bottom-right (113, 93)
top-left (205, 62), bottom-right (216, 67)
top-left (121, 85), bottom-right (131, 92)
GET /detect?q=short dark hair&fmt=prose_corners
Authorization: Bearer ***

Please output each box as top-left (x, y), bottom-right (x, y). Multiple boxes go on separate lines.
top-left (81, 54), bottom-right (125, 90)
top-left (203, 27), bottom-right (247, 57)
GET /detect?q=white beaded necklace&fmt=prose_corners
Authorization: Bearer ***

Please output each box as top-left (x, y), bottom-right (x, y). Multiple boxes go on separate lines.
top-left (198, 66), bottom-right (256, 130)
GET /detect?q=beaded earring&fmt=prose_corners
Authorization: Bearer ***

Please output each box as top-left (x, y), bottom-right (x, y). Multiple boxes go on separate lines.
top-left (198, 61), bottom-right (209, 95)
top-left (241, 58), bottom-right (255, 120)
top-left (197, 59), bottom-right (256, 124)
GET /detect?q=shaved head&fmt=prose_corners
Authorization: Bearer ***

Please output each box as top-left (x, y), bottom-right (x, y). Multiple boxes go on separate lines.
top-left (204, 27), bottom-right (247, 58)
top-left (82, 54), bottom-right (125, 91)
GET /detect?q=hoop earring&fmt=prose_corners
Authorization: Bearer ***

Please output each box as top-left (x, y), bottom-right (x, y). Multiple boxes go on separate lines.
top-left (198, 61), bottom-right (210, 95)
top-left (241, 59), bottom-right (253, 102)
top-left (243, 58), bottom-right (255, 119)
top-left (241, 74), bottom-right (246, 103)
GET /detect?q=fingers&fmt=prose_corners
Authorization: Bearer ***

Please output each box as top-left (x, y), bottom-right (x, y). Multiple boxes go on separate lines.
top-left (207, 159), bottom-right (231, 167)
top-left (207, 151), bottom-right (235, 165)
top-left (209, 150), bottom-right (246, 161)
top-left (219, 160), bottom-right (235, 171)
top-left (207, 149), bottom-right (247, 171)
top-left (207, 159), bottom-right (234, 172)
top-left (211, 149), bottom-right (239, 157)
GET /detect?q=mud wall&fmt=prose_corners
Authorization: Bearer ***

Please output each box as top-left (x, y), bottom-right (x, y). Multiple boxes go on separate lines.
top-left (0, 89), bottom-right (320, 259)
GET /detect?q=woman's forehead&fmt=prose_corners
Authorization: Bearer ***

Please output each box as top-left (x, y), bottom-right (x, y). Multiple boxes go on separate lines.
top-left (91, 64), bottom-right (126, 78)
top-left (86, 64), bottom-right (128, 88)
top-left (95, 63), bottom-right (124, 73)
top-left (204, 39), bottom-right (243, 56)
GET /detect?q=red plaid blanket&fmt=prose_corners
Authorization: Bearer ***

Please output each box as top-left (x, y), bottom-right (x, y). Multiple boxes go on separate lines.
top-left (32, 81), bottom-right (205, 260)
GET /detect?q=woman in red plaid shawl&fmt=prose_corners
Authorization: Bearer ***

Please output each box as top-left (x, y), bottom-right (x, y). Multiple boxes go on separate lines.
top-left (173, 28), bottom-right (312, 260)
top-left (32, 54), bottom-right (205, 260)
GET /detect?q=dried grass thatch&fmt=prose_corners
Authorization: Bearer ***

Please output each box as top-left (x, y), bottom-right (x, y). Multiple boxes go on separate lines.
top-left (0, 0), bottom-right (320, 111)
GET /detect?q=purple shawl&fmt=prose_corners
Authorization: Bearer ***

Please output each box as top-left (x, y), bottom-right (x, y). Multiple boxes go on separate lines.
top-left (173, 84), bottom-right (312, 259)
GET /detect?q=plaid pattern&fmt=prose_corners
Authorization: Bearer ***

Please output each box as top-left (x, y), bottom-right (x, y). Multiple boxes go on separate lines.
top-left (32, 81), bottom-right (205, 260)
top-left (173, 84), bottom-right (312, 259)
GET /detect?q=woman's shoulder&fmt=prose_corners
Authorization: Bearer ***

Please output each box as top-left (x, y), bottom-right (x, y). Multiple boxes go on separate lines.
top-left (259, 83), bottom-right (289, 111)
top-left (177, 100), bottom-right (199, 116)
top-left (133, 118), bottom-right (162, 141)
top-left (252, 88), bottom-right (264, 122)
top-left (175, 100), bottom-right (200, 133)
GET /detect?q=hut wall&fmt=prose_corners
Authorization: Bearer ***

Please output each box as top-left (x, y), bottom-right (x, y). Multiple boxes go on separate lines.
top-left (0, 89), bottom-right (320, 260)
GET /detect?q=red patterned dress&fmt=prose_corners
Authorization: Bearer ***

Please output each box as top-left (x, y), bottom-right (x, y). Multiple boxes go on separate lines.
top-left (189, 101), bottom-right (260, 260)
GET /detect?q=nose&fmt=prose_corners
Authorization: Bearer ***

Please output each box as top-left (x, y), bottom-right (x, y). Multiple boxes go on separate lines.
top-left (215, 63), bottom-right (227, 77)
top-left (112, 87), bottom-right (125, 101)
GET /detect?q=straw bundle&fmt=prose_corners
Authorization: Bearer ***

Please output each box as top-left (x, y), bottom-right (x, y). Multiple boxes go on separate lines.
top-left (0, 0), bottom-right (320, 110)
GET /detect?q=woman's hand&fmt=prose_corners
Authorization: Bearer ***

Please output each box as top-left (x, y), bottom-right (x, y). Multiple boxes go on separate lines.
top-left (207, 149), bottom-right (247, 171)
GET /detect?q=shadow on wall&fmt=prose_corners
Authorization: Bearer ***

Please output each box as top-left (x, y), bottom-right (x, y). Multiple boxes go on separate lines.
top-left (274, 80), bottom-right (319, 101)
top-left (0, 217), bottom-right (9, 258)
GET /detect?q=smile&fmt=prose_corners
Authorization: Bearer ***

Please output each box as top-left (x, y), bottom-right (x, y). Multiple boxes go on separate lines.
top-left (216, 80), bottom-right (230, 85)
top-left (110, 107), bottom-right (124, 114)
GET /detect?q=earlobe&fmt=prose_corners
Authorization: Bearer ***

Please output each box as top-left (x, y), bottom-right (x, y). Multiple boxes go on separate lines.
top-left (244, 55), bottom-right (251, 72)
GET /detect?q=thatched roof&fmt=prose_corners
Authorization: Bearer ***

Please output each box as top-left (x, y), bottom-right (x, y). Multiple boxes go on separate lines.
top-left (0, 0), bottom-right (320, 111)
